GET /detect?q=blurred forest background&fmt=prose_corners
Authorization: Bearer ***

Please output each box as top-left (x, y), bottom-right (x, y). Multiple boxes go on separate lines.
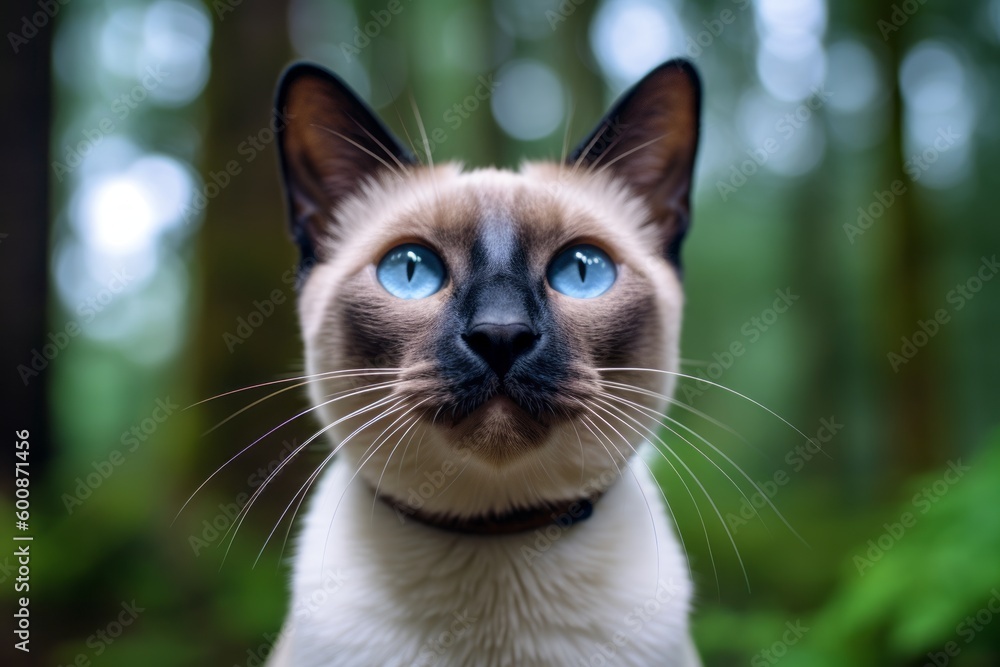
top-left (2, 0), bottom-right (999, 664)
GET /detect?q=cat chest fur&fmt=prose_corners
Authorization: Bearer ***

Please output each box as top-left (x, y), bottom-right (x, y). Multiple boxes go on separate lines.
top-left (271, 456), bottom-right (695, 667)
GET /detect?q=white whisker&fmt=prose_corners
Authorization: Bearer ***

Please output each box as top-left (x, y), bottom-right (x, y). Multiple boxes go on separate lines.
top-left (597, 367), bottom-right (823, 454)
top-left (321, 399), bottom-right (429, 571)
top-left (204, 375), bottom-right (403, 436)
top-left (578, 412), bottom-right (662, 586)
top-left (249, 396), bottom-right (413, 568)
top-left (583, 402), bottom-right (695, 591)
top-left (600, 391), bottom-right (807, 547)
top-left (590, 396), bottom-right (747, 592)
top-left (408, 94), bottom-right (439, 202)
top-left (311, 124), bottom-right (402, 180)
top-left (220, 393), bottom-right (405, 563)
top-left (559, 102), bottom-right (575, 168)
top-left (174, 381), bottom-right (404, 526)
top-left (186, 368), bottom-right (402, 408)
top-left (349, 116), bottom-right (410, 174)
top-left (593, 133), bottom-right (669, 176)
top-left (599, 379), bottom-right (756, 453)
top-left (584, 399), bottom-right (712, 592)
top-left (572, 120), bottom-right (616, 173)
top-left (597, 394), bottom-right (767, 533)
top-left (370, 408), bottom-right (429, 520)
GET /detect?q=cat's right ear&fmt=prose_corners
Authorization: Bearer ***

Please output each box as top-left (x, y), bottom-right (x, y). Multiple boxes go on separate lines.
top-left (275, 63), bottom-right (416, 270)
top-left (569, 60), bottom-right (701, 268)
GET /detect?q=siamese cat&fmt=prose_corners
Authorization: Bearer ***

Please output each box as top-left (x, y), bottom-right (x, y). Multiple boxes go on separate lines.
top-left (266, 58), bottom-right (703, 666)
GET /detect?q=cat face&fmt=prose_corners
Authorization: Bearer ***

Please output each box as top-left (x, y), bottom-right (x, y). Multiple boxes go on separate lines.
top-left (276, 62), bottom-right (701, 516)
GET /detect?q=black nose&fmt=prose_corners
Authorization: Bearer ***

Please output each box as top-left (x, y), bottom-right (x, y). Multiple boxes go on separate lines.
top-left (463, 323), bottom-right (538, 380)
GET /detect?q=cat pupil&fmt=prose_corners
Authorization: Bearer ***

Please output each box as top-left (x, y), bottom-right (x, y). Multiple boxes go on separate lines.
top-left (577, 257), bottom-right (587, 282)
top-left (406, 256), bottom-right (417, 282)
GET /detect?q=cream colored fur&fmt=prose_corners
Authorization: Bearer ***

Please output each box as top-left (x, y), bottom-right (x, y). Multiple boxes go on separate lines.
top-left (267, 164), bottom-right (700, 666)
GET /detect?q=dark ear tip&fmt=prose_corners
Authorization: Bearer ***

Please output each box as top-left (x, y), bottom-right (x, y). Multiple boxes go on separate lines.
top-left (275, 61), bottom-right (332, 109)
top-left (646, 58), bottom-right (702, 95)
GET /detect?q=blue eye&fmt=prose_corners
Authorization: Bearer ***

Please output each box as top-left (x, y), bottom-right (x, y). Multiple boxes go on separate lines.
top-left (377, 244), bottom-right (446, 299)
top-left (547, 244), bottom-right (616, 298)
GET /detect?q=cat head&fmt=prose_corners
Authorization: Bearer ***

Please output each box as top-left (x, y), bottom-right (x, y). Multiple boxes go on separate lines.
top-left (275, 61), bottom-right (701, 518)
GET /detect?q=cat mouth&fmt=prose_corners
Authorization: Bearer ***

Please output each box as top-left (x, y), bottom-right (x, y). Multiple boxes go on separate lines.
top-left (477, 395), bottom-right (527, 417)
top-left (447, 387), bottom-right (547, 426)
top-left (442, 391), bottom-right (555, 457)
top-left (399, 365), bottom-right (588, 437)
top-left (430, 380), bottom-right (565, 432)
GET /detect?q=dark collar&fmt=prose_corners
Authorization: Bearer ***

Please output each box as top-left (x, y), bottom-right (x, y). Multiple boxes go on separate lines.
top-left (381, 493), bottom-right (602, 536)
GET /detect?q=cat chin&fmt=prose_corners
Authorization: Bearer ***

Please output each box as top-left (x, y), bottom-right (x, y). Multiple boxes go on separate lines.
top-left (447, 396), bottom-right (552, 466)
top-left (339, 393), bottom-right (634, 518)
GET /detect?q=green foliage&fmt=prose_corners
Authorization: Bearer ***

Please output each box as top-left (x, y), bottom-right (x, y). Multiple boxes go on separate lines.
top-left (693, 429), bottom-right (1000, 666)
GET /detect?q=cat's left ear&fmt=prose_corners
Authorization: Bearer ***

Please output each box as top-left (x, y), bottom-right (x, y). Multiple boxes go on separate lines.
top-left (569, 60), bottom-right (701, 267)
top-left (275, 63), bottom-right (416, 270)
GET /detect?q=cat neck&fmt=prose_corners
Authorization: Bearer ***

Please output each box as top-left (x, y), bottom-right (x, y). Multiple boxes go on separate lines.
top-left (281, 454), bottom-right (693, 666)
top-left (376, 489), bottom-right (601, 536)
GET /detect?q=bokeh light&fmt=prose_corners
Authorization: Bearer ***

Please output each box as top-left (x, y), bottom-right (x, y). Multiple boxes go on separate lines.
top-left (591, 0), bottom-right (683, 92)
top-left (491, 59), bottom-right (565, 140)
top-left (899, 40), bottom-right (975, 189)
top-left (754, 0), bottom-right (828, 102)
